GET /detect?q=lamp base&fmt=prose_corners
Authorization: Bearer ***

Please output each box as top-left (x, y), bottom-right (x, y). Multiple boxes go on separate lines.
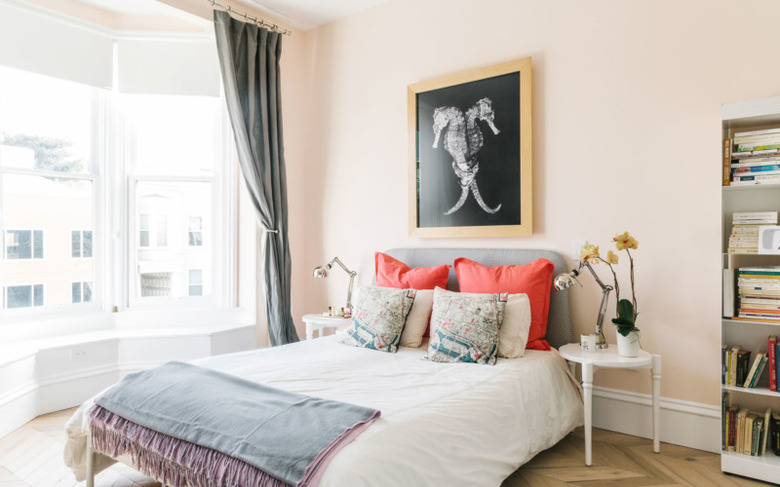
top-left (595, 332), bottom-right (608, 350)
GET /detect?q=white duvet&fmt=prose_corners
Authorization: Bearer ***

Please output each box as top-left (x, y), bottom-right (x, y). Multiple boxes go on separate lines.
top-left (65, 336), bottom-right (583, 487)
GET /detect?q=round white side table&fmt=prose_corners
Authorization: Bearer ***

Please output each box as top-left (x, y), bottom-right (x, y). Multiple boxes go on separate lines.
top-left (558, 343), bottom-right (662, 466)
top-left (302, 313), bottom-right (351, 340)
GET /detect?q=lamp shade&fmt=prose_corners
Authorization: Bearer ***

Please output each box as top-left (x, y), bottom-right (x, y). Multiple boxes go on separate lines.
top-left (313, 266), bottom-right (328, 278)
top-left (553, 269), bottom-right (580, 291)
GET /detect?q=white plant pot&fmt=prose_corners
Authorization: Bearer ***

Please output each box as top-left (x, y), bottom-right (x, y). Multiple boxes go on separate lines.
top-left (616, 330), bottom-right (641, 357)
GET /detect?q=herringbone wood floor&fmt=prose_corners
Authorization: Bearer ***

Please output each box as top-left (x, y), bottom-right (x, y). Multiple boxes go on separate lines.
top-left (0, 408), bottom-right (775, 486)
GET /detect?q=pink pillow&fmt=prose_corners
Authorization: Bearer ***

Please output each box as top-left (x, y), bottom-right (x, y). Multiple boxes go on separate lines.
top-left (454, 257), bottom-right (554, 351)
top-left (375, 253), bottom-right (450, 290)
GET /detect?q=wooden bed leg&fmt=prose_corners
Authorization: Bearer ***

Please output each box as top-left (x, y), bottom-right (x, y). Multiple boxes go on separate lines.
top-left (86, 431), bottom-right (95, 487)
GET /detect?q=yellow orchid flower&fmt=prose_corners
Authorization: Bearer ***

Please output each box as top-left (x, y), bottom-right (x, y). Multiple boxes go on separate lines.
top-left (606, 250), bottom-right (619, 264)
top-left (614, 231), bottom-right (638, 250)
top-left (579, 243), bottom-right (600, 263)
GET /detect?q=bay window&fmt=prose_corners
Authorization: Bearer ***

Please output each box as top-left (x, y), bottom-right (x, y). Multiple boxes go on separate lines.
top-left (0, 62), bottom-right (234, 322)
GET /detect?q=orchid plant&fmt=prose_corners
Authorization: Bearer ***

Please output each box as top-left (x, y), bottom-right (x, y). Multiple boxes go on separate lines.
top-left (580, 232), bottom-right (639, 337)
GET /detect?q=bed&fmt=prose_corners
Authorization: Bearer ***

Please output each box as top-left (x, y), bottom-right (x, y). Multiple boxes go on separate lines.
top-left (64, 248), bottom-right (583, 486)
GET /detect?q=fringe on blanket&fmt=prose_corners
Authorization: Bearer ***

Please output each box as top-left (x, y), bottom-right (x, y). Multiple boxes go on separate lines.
top-left (88, 405), bottom-right (290, 487)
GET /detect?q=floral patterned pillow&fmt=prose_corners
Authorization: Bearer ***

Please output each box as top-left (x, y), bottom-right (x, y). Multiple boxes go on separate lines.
top-left (340, 286), bottom-right (416, 353)
top-left (426, 287), bottom-right (507, 365)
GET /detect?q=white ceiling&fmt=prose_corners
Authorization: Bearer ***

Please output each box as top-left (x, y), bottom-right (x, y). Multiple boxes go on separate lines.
top-left (76, 0), bottom-right (390, 31)
top-left (238, 0), bottom-right (389, 31)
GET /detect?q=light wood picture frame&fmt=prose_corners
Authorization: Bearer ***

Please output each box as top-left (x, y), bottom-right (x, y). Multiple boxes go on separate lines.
top-left (408, 57), bottom-right (533, 238)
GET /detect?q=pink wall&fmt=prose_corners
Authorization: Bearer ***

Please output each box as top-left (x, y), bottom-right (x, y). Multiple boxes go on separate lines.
top-left (291, 0), bottom-right (780, 406)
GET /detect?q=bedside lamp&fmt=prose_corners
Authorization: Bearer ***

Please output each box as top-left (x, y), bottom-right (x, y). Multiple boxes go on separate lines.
top-left (554, 260), bottom-right (612, 350)
top-left (313, 257), bottom-right (357, 313)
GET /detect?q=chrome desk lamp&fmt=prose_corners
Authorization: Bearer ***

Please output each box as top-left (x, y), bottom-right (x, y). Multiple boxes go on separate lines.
top-left (313, 257), bottom-right (357, 313)
top-left (554, 260), bottom-right (612, 350)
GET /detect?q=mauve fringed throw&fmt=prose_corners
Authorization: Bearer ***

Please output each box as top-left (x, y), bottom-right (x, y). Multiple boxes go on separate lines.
top-left (89, 362), bottom-right (380, 487)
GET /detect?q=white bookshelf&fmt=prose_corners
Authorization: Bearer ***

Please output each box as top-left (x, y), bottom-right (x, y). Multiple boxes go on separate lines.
top-left (721, 96), bottom-right (780, 484)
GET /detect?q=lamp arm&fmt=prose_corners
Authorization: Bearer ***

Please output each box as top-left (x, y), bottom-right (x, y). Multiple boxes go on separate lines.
top-left (328, 257), bottom-right (358, 310)
top-left (580, 260), bottom-right (609, 291)
top-left (580, 260), bottom-right (612, 349)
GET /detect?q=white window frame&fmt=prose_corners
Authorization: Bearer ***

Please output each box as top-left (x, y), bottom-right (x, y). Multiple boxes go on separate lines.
top-left (3, 228), bottom-right (45, 260)
top-left (0, 72), bottom-right (104, 322)
top-left (0, 60), bottom-right (239, 330)
top-left (121, 99), bottom-right (236, 312)
top-left (4, 283), bottom-right (44, 309)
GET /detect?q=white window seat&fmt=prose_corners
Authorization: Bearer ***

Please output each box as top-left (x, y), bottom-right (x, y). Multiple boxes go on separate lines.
top-left (0, 311), bottom-right (255, 439)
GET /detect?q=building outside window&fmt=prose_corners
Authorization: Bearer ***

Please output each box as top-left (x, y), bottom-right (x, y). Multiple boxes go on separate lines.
top-left (71, 281), bottom-right (92, 303)
top-left (4, 229), bottom-right (43, 259)
top-left (0, 63), bottom-right (229, 319)
top-left (71, 230), bottom-right (92, 258)
top-left (125, 94), bottom-right (217, 302)
top-left (0, 65), bottom-right (96, 312)
top-left (189, 269), bottom-right (202, 296)
top-left (188, 216), bottom-right (202, 246)
top-left (5, 283), bottom-right (44, 309)
top-left (139, 214), bottom-right (150, 247)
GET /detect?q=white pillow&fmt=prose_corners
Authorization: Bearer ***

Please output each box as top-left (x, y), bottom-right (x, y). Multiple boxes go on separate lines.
top-left (399, 289), bottom-right (433, 348)
top-left (499, 293), bottom-right (532, 358)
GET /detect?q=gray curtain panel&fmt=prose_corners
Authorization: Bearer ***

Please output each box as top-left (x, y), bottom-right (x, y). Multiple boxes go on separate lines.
top-left (213, 11), bottom-right (299, 345)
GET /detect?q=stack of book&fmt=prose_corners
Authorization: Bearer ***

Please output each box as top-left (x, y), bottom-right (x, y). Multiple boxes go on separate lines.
top-left (727, 127), bottom-right (780, 186)
top-left (722, 345), bottom-right (752, 386)
top-left (728, 211), bottom-right (778, 253)
top-left (737, 267), bottom-right (780, 321)
top-left (721, 397), bottom-right (774, 456)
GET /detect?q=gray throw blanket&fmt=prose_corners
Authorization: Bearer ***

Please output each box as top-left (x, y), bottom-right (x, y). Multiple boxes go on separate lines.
top-left (92, 361), bottom-right (380, 486)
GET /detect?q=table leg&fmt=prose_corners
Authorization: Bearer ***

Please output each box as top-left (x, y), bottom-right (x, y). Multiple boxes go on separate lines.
top-left (306, 322), bottom-right (314, 340)
top-left (86, 431), bottom-right (94, 487)
top-left (652, 354), bottom-right (662, 453)
top-left (582, 362), bottom-right (594, 466)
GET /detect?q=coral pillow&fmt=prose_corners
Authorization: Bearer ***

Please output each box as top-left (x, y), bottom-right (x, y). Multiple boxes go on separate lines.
top-left (375, 253), bottom-right (450, 290)
top-left (454, 257), bottom-right (554, 351)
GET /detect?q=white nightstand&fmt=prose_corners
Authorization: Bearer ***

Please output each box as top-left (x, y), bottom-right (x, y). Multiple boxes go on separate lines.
top-left (558, 343), bottom-right (662, 466)
top-left (302, 314), bottom-right (351, 340)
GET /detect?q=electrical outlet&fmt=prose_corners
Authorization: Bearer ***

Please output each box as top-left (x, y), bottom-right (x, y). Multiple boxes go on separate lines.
top-left (70, 349), bottom-right (88, 361)
top-left (572, 239), bottom-right (586, 257)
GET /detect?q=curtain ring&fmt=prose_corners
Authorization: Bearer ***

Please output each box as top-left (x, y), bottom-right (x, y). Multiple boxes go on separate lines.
top-left (227, 5), bottom-right (232, 13)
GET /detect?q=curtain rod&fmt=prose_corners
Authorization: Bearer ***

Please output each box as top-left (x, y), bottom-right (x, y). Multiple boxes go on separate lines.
top-left (206, 0), bottom-right (292, 36)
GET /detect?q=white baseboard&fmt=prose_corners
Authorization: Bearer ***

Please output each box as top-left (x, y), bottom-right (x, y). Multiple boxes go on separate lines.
top-left (592, 385), bottom-right (721, 453)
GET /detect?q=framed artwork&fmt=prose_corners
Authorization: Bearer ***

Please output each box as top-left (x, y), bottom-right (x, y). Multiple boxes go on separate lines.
top-left (408, 57), bottom-right (533, 238)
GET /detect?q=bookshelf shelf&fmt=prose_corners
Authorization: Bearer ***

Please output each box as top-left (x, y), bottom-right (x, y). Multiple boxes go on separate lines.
top-left (721, 450), bottom-right (780, 484)
top-left (724, 183), bottom-right (780, 192)
top-left (721, 97), bottom-right (780, 483)
top-left (723, 385), bottom-right (780, 398)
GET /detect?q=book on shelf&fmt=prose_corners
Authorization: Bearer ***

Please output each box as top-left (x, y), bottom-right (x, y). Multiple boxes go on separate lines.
top-left (732, 158), bottom-right (780, 169)
top-left (736, 144), bottom-right (780, 153)
top-left (731, 179), bottom-right (780, 186)
top-left (770, 336), bottom-right (778, 392)
top-left (743, 353), bottom-right (763, 387)
top-left (732, 149), bottom-right (780, 159)
top-left (723, 269), bottom-right (735, 318)
top-left (724, 138), bottom-right (731, 186)
top-left (734, 127), bottom-right (780, 139)
top-left (772, 412), bottom-right (780, 456)
top-left (762, 408), bottom-right (772, 456)
top-left (732, 173), bottom-right (780, 183)
top-left (732, 211), bottom-right (778, 223)
top-left (722, 397), bottom-right (773, 456)
top-left (732, 164), bottom-right (780, 174)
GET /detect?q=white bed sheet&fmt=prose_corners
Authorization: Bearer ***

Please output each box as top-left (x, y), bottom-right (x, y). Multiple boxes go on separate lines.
top-left (65, 336), bottom-right (583, 486)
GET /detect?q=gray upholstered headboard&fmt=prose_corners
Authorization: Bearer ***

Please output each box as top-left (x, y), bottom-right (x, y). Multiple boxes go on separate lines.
top-left (381, 248), bottom-right (573, 349)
